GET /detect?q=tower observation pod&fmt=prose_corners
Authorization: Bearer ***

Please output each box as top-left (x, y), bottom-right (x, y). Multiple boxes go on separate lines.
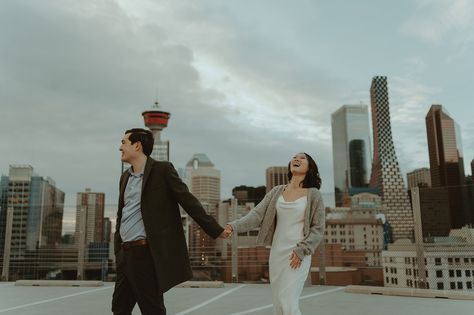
top-left (142, 101), bottom-right (171, 161)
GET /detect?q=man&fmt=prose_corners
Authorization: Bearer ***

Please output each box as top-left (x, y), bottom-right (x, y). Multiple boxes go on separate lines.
top-left (112, 128), bottom-right (229, 315)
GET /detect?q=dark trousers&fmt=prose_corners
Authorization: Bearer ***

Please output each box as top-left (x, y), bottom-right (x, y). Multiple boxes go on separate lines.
top-left (112, 245), bottom-right (166, 315)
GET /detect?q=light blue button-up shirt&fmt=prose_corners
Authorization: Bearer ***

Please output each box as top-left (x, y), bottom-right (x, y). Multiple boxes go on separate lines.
top-left (120, 165), bottom-right (147, 242)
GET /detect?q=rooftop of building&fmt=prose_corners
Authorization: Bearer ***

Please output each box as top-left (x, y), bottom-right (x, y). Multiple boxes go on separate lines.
top-left (0, 282), bottom-right (472, 315)
top-left (186, 153), bottom-right (215, 168)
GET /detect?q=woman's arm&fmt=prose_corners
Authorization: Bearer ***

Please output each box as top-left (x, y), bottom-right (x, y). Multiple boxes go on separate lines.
top-left (293, 190), bottom-right (325, 260)
top-left (228, 187), bottom-right (277, 233)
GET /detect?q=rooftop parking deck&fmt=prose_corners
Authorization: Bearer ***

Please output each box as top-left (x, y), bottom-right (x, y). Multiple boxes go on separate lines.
top-left (0, 282), bottom-right (473, 315)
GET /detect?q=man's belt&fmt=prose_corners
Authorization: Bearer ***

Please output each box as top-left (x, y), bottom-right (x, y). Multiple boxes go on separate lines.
top-left (121, 239), bottom-right (148, 250)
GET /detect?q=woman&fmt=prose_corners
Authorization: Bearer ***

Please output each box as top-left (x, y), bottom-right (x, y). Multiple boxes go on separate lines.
top-left (225, 152), bottom-right (325, 315)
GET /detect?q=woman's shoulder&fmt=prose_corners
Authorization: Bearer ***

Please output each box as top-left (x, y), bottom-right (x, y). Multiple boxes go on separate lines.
top-left (308, 187), bottom-right (322, 199)
top-left (269, 185), bottom-right (286, 193)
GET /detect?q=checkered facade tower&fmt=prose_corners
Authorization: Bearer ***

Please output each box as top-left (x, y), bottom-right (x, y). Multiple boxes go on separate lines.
top-left (369, 76), bottom-right (414, 241)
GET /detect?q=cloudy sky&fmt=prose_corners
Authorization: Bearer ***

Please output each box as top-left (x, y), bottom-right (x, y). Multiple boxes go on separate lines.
top-left (1, 1), bottom-right (473, 232)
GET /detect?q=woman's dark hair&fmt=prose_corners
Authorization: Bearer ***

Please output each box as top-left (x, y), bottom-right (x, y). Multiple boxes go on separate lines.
top-left (125, 128), bottom-right (154, 156)
top-left (287, 152), bottom-right (322, 189)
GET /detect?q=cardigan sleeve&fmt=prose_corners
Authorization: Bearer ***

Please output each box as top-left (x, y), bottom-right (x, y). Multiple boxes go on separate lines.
top-left (293, 190), bottom-right (325, 260)
top-left (228, 186), bottom-right (277, 233)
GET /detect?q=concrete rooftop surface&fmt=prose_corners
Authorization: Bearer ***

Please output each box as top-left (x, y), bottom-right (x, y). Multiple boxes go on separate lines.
top-left (0, 282), bottom-right (473, 315)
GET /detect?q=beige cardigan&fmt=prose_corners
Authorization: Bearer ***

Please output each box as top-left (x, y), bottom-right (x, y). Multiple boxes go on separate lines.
top-left (229, 185), bottom-right (325, 260)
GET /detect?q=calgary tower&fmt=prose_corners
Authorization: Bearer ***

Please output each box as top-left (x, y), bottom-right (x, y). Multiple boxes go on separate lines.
top-left (142, 101), bottom-right (171, 161)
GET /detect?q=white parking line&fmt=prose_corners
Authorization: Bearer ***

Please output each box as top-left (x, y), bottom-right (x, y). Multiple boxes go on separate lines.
top-left (0, 283), bottom-right (14, 287)
top-left (175, 284), bottom-right (247, 315)
top-left (300, 287), bottom-right (345, 300)
top-left (230, 286), bottom-right (345, 315)
top-left (0, 285), bottom-right (113, 313)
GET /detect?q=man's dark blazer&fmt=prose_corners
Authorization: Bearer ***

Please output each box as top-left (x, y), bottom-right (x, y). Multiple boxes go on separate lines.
top-left (114, 157), bottom-right (224, 293)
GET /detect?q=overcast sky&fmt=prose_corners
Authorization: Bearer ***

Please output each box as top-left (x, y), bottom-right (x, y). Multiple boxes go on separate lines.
top-left (1, 1), bottom-right (473, 232)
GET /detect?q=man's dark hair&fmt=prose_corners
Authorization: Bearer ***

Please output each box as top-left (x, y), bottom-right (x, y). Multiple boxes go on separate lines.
top-left (125, 128), bottom-right (154, 156)
top-left (287, 152), bottom-right (322, 189)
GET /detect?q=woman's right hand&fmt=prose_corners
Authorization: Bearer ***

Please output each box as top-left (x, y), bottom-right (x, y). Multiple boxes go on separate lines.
top-left (224, 224), bottom-right (233, 238)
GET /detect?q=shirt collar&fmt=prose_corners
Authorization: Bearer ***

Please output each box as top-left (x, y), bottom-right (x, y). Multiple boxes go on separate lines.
top-left (128, 162), bottom-right (145, 177)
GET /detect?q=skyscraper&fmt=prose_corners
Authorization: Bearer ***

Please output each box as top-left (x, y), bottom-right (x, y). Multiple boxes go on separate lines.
top-left (426, 105), bottom-right (468, 228)
top-left (426, 105), bottom-right (465, 188)
top-left (331, 105), bottom-right (372, 206)
top-left (231, 185), bottom-right (266, 205)
top-left (407, 168), bottom-right (431, 190)
top-left (0, 176), bottom-right (9, 260)
top-left (75, 188), bottom-right (105, 245)
top-left (103, 217), bottom-right (112, 243)
top-left (471, 159), bottom-right (474, 178)
top-left (186, 154), bottom-right (221, 208)
top-left (266, 167), bottom-right (288, 193)
top-left (369, 76), bottom-right (414, 241)
top-left (185, 154), bottom-right (221, 279)
top-left (0, 165), bottom-right (64, 260)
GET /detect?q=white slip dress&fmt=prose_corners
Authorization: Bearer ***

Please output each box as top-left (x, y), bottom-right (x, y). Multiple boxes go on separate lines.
top-left (269, 195), bottom-right (311, 315)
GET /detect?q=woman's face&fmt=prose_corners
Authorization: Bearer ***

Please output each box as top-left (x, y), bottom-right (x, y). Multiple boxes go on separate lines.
top-left (290, 153), bottom-right (309, 175)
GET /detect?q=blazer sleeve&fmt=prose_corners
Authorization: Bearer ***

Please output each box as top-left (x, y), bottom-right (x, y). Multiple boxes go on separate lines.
top-left (228, 187), bottom-right (276, 233)
top-left (164, 162), bottom-right (224, 239)
top-left (293, 190), bottom-right (325, 260)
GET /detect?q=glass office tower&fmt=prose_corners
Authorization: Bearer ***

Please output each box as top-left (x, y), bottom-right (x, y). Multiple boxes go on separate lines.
top-left (331, 105), bottom-right (372, 206)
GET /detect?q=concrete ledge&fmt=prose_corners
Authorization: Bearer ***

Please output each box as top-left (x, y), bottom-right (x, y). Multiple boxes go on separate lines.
top-left (345, 285), bottom-right (474, 300)
top-left (15, 280), bottom-right (103, 287)
top-left (176, 281), bottom-right (224, 288)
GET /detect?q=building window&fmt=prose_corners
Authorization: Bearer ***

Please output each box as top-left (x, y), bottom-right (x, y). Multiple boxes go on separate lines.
top-left (457, 282), bottom-right (463, 290)
top-left (466, 270), bottom-right (471, 277)
top-left (456, 270), bottom-right (462, 277)
top-left (436, 270), bottom-right (443, 278)
top-left (386, 277), bottom-right (389, 283)
top-left (449, 270), bottom-right (455, 278)
top-left (467, 282), bottom-right (472, 289)
top-left (437, 282), bottom-right (444, 290)
top-left (464, 258), bottom-right (469, 264)
top-left (448, 258), bottom-right (453, 265)
top-left (450, 282), bottom-right (456, 289)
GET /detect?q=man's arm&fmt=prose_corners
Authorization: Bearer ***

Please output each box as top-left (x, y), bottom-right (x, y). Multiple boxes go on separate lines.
top-left (164, 162), bottom-right (224, 239)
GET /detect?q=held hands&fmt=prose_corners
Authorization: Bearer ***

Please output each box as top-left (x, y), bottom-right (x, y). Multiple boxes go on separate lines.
top-left (219, 224), bottom-right (233, 239)
top-left (289, 251), bottom-right (302, 269)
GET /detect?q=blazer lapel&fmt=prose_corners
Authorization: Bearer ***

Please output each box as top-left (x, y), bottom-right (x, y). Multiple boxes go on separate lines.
top-left (119, 171), bottom-right (130, 203)
top-left (141, 157), bottom-right (154, 195)
top-left (117, 171), bottom-right (130, 231)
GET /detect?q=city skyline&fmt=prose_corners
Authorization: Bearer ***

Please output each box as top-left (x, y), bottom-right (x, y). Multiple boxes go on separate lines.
top-left (1, 1), bottom-right (473, 217)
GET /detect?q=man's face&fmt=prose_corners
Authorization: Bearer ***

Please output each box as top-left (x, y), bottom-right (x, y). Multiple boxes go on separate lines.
top-left (119, 133), bottom-right (139, 163)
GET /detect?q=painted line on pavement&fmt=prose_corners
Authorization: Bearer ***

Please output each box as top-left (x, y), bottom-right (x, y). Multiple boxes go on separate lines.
top-left (230, 286), bottom-right (345, 315)
top-left (0, 285), bottom-right (113, 313)
top-left (176, 284), bottom-right (247, 315)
